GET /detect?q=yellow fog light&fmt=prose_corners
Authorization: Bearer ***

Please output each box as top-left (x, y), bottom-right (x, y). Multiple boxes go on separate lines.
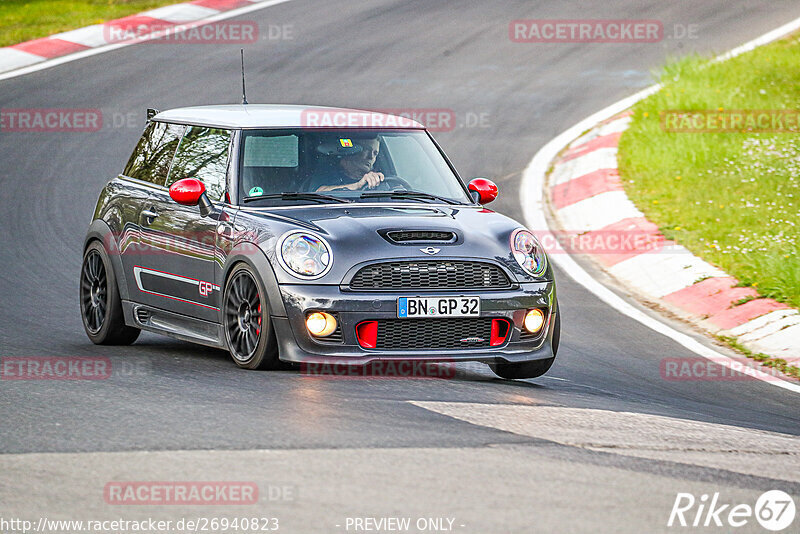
top-left (524, 309), bottom-right (545, 334)
top-left (306, 312), bottom-right (337, 337)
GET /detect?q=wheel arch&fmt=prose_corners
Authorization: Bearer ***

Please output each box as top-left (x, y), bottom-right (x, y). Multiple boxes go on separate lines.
top-left (220, 243), bottom-right (287, 322)
top-left (83, 219), bottom-right (130, 301)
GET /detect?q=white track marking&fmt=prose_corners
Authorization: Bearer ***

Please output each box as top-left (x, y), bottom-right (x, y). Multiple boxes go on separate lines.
top-left (140, 4), bottom-right (219, 22)
top-left (50, 25), bottom-right (109, 48)
top-left (594, 115), bottom-right (632, 136)
top-left (411, 402), bottom-right (800, 482)
top-left (607, 251), bottom-right (727, 299)
top-left (0, 0), bottom-right (295, 82)
top-left (556, 191), bottom-right (643, 232)
top-left (550, 148), bottom-right (618, 186)
top-left (0, 48), bottom-right (45, 71)
top-left (722, 309), bottom-right (800, 338)
top-left (520, 17), bottom-right (800, 394)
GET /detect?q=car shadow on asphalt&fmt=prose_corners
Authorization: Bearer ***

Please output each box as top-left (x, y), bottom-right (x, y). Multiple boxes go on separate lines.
top-left (91, 334), bottom-right (555, 387)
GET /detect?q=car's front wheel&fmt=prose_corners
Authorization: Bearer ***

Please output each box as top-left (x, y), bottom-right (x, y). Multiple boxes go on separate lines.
top-left (490, 311), bottom-right (560, 380)
top-left (223, 263), bottom-right (281, 370)
top-left (80, 241), bottom-right (140, 345)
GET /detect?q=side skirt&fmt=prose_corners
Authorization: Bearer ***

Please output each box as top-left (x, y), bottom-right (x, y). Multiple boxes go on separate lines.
top-left (122, 300), bottom-right (226, 349)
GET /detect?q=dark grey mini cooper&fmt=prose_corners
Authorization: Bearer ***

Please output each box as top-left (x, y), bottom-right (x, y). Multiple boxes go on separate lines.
top-left (81, 105), bottom-right (559, 378)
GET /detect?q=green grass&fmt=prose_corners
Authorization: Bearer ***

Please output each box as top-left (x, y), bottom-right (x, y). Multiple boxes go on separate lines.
top-left (618, 32), bottom-right (800, 310)
top-left (0, 0), bottom-right (187, 47)
top-left (717, 336), bottom-right (800, 380)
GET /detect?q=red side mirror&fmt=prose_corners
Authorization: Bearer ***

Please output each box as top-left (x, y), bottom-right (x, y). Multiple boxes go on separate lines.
top-left (468, 178), bottom-right (498, 204)
top-left (169, 178), bottom-right (206, 205)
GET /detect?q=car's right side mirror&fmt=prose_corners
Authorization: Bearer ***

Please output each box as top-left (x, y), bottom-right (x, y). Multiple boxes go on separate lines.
top-left (468, 177), bottom-right (498, 204)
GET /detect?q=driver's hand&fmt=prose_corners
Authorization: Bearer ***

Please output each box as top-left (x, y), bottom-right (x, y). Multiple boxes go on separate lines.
top-left (353, 171), bottom-right (384, 190)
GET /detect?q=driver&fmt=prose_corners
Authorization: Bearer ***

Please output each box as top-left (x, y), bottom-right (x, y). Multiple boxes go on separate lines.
top-left (311, 136), bottom-right (385, 192)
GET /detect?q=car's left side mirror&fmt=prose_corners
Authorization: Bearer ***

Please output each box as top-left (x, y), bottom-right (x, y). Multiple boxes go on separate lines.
top-left (468, 177), bottom-right (498, 204)
top-left (169, 178), bottom-right (213, 217)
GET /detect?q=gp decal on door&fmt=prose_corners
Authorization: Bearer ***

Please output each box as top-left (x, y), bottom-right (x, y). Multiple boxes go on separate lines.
top-left (199, 281), bottom-right (215, 296)
top-left (133, 266), bottom-right (220, 310)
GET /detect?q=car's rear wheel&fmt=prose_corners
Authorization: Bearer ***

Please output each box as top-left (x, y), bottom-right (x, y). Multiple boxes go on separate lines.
top-left (490, 311), bottom-right (560, 380)
top-left (80, 241), bottom-right (140, 345)
top-left (223, 263), bottom-right (281, 370)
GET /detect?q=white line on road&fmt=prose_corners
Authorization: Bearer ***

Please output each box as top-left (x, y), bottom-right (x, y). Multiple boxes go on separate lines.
top-left (520, 16), bottom-right (800, 394)
top-left (411, 401), bottom-right (800, 482)
top-left (0, 0), bottom-right (296, 82)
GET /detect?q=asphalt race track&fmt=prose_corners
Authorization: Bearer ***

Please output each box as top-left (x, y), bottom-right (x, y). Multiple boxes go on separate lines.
top-left (1, 1), bottom-right (799, 532)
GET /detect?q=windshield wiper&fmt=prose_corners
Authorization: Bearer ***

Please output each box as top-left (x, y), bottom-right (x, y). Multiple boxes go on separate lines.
top-left (243, 192), bottom-right (351, 204)
top-left (359, 191), bottom-right (460, 205)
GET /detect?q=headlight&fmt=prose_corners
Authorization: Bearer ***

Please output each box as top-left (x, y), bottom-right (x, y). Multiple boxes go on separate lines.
top-left (277, 231), bottom-right (332, 279)
top-left (511, 229), bottom-right (547, 277)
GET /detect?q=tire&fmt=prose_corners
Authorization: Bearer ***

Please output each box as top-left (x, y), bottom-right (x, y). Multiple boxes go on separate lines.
top-left (490, 311), bottom-right (560, 380)
top-left (80, 241), bottom-right (140, 345)
top-left (222, 263), bottom-right (282, 370)
top-left (551, 307), bottom-right (561, 356)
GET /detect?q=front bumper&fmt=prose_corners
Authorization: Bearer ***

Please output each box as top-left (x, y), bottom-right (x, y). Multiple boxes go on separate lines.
top-left (272, 282), bottom-right (557, 365)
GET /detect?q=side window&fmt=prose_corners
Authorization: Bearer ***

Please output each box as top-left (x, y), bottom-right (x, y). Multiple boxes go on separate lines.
top-left (123, 121), bottom-right (184, 186)
top-left (166, 126), bottom-right (232, 201)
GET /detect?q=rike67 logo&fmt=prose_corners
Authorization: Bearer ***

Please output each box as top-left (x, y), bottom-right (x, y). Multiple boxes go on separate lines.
top-left (668, 490), bottom-right (796, 531)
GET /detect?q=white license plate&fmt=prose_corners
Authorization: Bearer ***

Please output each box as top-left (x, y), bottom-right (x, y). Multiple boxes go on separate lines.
top-left (397, 296), bottom-right (480, 318)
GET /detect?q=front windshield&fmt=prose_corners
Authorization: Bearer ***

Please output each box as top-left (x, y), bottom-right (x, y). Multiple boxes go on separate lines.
top-left (238, 129), bottom-right (471, 205)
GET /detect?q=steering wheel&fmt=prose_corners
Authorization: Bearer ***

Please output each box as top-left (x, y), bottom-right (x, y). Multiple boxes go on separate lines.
top-left (369, 174), bottom-right (413, 191)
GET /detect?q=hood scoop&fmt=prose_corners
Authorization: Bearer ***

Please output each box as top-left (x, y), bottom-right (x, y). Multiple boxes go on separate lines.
top-left (381, 230), bottom-right (457, 245)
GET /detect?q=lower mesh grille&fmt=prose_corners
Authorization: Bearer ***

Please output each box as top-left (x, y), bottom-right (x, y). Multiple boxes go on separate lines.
top-left (314, 321), bottom-right (343, 343)
top-left (375, 318), bottom-right (495, 350)
top-left (519, 329), bottom-right (541, 340)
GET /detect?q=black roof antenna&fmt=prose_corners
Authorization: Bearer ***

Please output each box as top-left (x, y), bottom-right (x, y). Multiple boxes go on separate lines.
top-left (240, 48), bottom-right (248, 105)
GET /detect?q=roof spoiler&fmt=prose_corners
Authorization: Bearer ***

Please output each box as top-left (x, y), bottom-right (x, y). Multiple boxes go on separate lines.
top-left (146, 108), bottom-right (160, 121)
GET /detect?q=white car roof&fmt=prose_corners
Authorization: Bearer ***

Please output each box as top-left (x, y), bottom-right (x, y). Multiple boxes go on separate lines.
top-left (153, 104), bottom-right (426, 129)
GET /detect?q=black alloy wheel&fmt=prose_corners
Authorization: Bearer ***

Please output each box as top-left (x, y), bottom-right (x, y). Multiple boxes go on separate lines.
top-left (79, 241), bottom-right (140, 345)
top-left (223, 263), bottom-right (281, 369)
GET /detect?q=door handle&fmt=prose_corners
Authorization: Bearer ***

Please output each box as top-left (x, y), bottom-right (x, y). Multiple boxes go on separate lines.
top-left (141, 209), bottom-right (158, 225)
top-left (217, 223), bottom-right (234, 238)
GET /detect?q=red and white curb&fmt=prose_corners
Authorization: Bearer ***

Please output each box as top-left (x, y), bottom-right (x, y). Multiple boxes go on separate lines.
top-left (522, 17), bottom-right (800, 392)
top-left (546, 113), bottom-right (799, 362)
top-left (0, 0), bottom-right (282, 75)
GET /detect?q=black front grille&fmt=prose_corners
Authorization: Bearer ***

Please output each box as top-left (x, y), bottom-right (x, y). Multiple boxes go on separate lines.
top-left (375, 318), bottom-right (495, 349)
top-left (385, 231), bottom-right (456, 243)
top-left (350, 261), bottom-right (511, 290)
